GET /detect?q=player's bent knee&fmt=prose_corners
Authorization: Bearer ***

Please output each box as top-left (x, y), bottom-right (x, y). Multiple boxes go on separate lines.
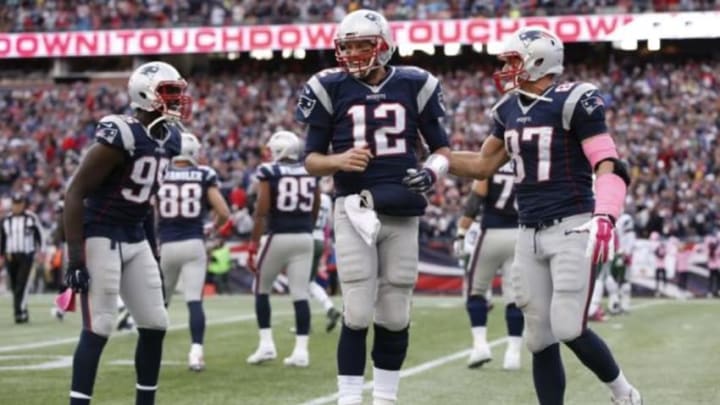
top-left (375, 288), bottom-right (413, 331)
top-left (91, 312), bottom-right (116, 337)
top-left (523, 316), bottom-right (558, 353)
top-left (135, 307), bottom-right (169, 331)
top-left (552, 322), bottom-right (583, 343)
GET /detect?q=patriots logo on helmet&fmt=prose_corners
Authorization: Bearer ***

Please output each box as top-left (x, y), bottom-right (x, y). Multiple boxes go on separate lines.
top-left (96, 122), bottom-right (119, 143)
top-left (519, 30), bottom-right (556, 47)
top-left (140, 65), bottom-right (160, 77)
top-left (297, 94), bottom-right (317, 118)
top-left (580, 91), bottom-right (605, 115)
top-left (364, 13), bottom-right (377, 21)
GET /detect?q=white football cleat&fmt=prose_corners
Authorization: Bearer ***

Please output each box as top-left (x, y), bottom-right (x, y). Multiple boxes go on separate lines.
top-left (611, 387), bottom-right (642, 405)
top-left (246, 345), bottom-right (277, 365)
top-left (467, 342), bottom-right (492, 368)
top-left (188, 346), bottom-right (205, 372)
top-left (283, 350), bottom-right (309, 368)
top-left (502, 347), bottom-right (521, 370)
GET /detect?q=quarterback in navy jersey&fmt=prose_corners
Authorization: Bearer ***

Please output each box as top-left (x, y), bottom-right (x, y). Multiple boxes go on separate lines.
top-left (453, 163), bottom-right (524, 371)
top-left (246, 131), bottom-right (320, 368)
top-left (63, 61), bottom-right (189, 405)
top-left (157, 132), bottom-right (230, 372)
top-left (299, 9), bottom-right (451, 405)
top-left (449, 28), bottom-right (640, 405)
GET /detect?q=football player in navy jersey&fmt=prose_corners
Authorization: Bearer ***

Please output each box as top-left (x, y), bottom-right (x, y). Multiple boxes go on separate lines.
top-left (449, 28), bottom-right (641, 405)
top-left (63, 61), bottom-right (189, 405)
top-left (247, 131), bottom-right (320, 368)
top-left (454, 164), bottom-right (524, 370)
top-left (157, 132), bottom-right (230, 372)
top-left (299, 9), bottom-right (451, 405)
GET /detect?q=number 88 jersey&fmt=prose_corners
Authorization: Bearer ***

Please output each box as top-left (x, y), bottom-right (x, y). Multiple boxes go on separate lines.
top-left (157, 164), bottom-right (218, 243)
top-left (256, 162), bottom-right (318, 234)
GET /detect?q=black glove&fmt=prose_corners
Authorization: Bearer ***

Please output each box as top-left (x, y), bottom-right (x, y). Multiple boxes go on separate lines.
top-left (65, 263), bottom-right (90, 293)
top-left (402, 168), bottom-right (436, 193)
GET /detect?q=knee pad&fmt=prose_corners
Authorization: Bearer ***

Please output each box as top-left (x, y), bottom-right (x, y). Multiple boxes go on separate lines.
top-left (374, 286), bottom-right (413, 331)
top-left (371, 324), bottom-right (409, 371)
top-left (89, 311), bottom-right (115, 337)
top-left (134, 305), bottom-right (169, 331)
top-left (342, 282), bottom-right (374, 329)
top-left (523, 314), bottom-right (557, 353)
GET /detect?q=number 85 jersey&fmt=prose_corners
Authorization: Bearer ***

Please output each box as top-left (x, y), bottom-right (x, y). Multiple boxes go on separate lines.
top-left (296, 66), bottom-right (449, 197)
top-left (157, 165), bottom-right (219, 244)
top-left (491, 82), bottom-right (606, 225)
top-left (256, 162), bottom-right (318, 234)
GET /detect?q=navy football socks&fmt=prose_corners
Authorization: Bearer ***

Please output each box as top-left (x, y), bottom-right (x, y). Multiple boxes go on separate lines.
top-left (255, 294), bottom-right (271, 329)
top-left (187, 301), bottom-right (205, 344)
top-left (70, 330), bottom-right (108, 405)
top-left (293, 299), bottom-right (311, 335)
top-left (565, 328), bottom-right (621, 383)
top-left (533, 343), bottom-right (566, 405)
top-left (505, 303), bottom-right (524, 336)
top-left (466, 295), bottom-right (488, 327)
top-left (371, 324), bottom-right (409, 371)
top-left (337, 323), bottom-right (368, 376)
top-left (135, 328), bottom-right (165, 405)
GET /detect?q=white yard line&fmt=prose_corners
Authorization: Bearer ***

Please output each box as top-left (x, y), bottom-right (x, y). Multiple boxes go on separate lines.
top-left (299, 299), bottom-right (672, 405)
top-left (0, 311), bottom-right (291, 353)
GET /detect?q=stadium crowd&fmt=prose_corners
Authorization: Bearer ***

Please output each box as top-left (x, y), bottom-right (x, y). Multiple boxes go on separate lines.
top-left (0, 58), bottom-right (718, 244)
top-left (1, 0), bottom-right (718, 32)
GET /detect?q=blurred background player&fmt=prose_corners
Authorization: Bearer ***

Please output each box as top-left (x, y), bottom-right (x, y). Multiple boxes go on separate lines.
top-left (302, 9), bottom-right (451, 405)
top-left (610, 213), bottom-right (635, 313)
top-left (453, 167), bottom-right (524, 370)
top-left (706, 234), bottom-right (719, 298)
top-left (0, 192), bottom-right (43, 324)
top-left (652, 232), bottom-right (667, 297)
top-left (449, 27), bottom-right (641, 405)
top-left (247, 130), bottom-right (319, 368)
top-left (309, 181), bottom-right (342, 332)
top-left (157, 132), bottom-right (231, 371)
top-left (63, 61), bottom-right (188, 405)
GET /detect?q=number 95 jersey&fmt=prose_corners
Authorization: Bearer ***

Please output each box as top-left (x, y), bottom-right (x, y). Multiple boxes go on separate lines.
top-left (157, 165), bottom-right (219, 244)
top-left (84, 115), bottom-right (181, 242)
top-left (296, 66), bottom-right (449, 197)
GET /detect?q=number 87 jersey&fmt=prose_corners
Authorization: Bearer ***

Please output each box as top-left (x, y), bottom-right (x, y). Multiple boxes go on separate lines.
top-left (157, 164), bottom-right (219, 243)
top-left (492, 82), bottom-right (606, 225)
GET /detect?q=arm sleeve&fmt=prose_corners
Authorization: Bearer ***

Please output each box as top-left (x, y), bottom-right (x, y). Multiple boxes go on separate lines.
top-left (490, 109), bottom-right (506, 139)
top-left (205, 167), bottom-right (220, 188)
top-left (418, 118), bottom-right (450, 152)
top-left (255, 164), bottom-right (273, 182)
top-left (417, 73), bottom-right (450, 151)
top-left (295, 75), bottom-right (334, 127)
top-left (304, 124), bottom-right (334, 155)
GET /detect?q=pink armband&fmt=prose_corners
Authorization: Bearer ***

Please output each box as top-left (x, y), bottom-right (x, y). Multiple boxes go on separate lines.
top-left (594, 173), bottom-right (627, 221)
top-left (582, 134), bottom-right (618, 169)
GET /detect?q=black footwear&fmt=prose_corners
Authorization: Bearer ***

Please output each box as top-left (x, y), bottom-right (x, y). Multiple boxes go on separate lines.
top-left (15, 311), bottom-right (29, 324)
top-left (326, 308), bottom-right (341, 333)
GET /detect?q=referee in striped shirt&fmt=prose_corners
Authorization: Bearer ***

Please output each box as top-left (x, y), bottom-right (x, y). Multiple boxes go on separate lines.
top-left (0, 192), bottom-right (43, 324)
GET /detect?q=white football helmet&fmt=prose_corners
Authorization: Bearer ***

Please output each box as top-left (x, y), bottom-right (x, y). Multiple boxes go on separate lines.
top-left (128, 61), bottom-right (192, 121)
top-left (493, 27), bottom-right (564, 94)
top-left (174, 132), bottom-right (201, 165)
top-left (267, 131), bottom-right (301, 162)
top-left (334, 9), bottom-right (396, 78)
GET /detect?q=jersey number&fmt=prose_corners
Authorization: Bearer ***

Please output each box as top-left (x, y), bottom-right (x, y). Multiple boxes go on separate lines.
top-left (277, 177), bottom-right (315, 212)
top-left (505, 126), bottom-right (553, 183)
top-left (492, 174), bottom-right (515, 210)
top-left (122, 156), bottom-right (169, 203)
top-left (348, 103), bottom-right (407, 156)
top-left (158, 183), bottom-right (203, 218)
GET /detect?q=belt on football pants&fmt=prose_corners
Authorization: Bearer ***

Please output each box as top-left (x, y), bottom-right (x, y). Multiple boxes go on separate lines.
top-left (519, 217), bottom-right (564, 230)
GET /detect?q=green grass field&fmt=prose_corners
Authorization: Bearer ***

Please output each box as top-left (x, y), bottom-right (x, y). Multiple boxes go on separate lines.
top-left (0, 294), bottom-right (717, 404)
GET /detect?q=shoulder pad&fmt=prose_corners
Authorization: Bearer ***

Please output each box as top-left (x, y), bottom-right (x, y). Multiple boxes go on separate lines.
top-left (256, 163), bottom-right (276, 180)
top-left (561, 82), bottom-right (599, 131)
top-left (490, 93), bottom-right (515, 127)
top-left (96, 114), bottom-right (139, 155)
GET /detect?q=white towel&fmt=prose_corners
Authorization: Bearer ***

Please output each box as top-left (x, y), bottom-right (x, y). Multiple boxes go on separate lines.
top-left (343, 194), bottom-right (381, 246)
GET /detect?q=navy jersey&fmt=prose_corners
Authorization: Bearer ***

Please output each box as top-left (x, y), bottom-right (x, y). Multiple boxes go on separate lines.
top-left (297, 66), bottom-right (449, 215)
top-left (157, 164), bottom-right (219, 244)
top-left (257, 162), bottom-right (318, 234)
top-left (482, 162), bottom-right (518, 229)
top-left (84, 115), bottom-right (181, 242)
top-left (491, 82), bottom-right (607, 225)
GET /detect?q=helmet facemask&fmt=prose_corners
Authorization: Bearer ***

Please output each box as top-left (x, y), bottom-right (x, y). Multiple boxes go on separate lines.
top-left (335, 36), bottom-right (388, 78)
top-left (493, 53), bottom-right (529, 94)
top-left (153, 81), bottom-right (192, 121)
